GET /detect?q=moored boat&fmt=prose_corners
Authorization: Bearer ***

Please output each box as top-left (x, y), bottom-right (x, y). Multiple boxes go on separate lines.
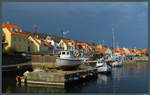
top-left (96, 58), bottom-right (112, 74)
top-left (56, 51), bottom-right (82, 70)
top-left (110, 52), bottom-right (123, 67)
top-left (111, 60), bottom-right (123, 67)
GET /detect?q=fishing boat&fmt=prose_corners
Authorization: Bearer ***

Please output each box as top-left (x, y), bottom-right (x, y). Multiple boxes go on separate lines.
top-left (56, 51), bottom-right (82, 70)
top-left (111, 59), bottom-right (123, 67)
top-left (111, 24), bottom-right (123, 67)
top-left (96, 58), bottom-right (112, 74)
top-left (110, 53), bottom-right (123, 67)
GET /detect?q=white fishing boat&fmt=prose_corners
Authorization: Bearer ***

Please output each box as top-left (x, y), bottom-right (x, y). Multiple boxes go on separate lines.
top-left (111, 60), bottom-right (123, 67)
top-left (111, 53), bottom-right (123, 67)
top-left (111, 24), bottom-right (123, 67)
top-left (96, 58), bottom-right (112, 74)
top-left (56, 51), bottom-right (82, 70)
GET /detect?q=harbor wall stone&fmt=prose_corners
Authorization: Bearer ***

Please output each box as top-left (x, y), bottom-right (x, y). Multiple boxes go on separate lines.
top-left (32, 54), bottom-right (58, 63)
top-left (27, 71), bottom-right (65, 83)
top-left (31, 54), bottom-right (58, 69)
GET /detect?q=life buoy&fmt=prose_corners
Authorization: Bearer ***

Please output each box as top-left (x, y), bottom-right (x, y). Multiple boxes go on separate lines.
top-left (74, 50), bottom-right (79, 57)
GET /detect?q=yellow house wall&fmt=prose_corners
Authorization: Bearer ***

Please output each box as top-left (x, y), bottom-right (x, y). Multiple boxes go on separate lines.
top-left (11, 34), bottom-right (28, 52)
top-left (2, 28), bottom-right (28, 52)
top-left (28, 36), bottom-right (40, 52)
top-left (97, 44), bottom-right (103, 49)
top-left (2, 28), bottom-right (12, 50)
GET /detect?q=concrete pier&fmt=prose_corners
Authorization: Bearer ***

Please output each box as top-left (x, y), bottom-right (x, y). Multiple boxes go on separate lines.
top-left (21, 65), bottom-right (97, 87)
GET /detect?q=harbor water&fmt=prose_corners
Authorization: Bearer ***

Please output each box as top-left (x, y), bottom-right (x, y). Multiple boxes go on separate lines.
top-left (2, 62), bottom-right (148, 93)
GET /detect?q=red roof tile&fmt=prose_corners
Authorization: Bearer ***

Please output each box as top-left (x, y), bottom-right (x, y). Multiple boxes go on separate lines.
top-left (2, 22), bottom-right (27, 36)
top-left (44, 41), bottom-right (54, 49)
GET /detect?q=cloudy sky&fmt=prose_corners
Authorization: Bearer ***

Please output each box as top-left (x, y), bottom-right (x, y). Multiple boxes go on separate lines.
top-left (2, 2), bottom-right (148, 49)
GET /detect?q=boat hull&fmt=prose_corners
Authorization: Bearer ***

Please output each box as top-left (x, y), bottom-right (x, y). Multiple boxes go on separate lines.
top-left (97, 62), bottom-right (112, 74)
top-left (111, 61), bottom-right (123, 67)
top-left (56, 58), bottom-right (82, 70)
top-left (97, 66), bottom-right (112, 73)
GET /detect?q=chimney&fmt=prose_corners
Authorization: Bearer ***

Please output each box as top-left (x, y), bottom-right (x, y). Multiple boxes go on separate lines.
top-left (6, 21), bottom-right (10, 24)
top-left (36, 35), bottom-right (38, 39)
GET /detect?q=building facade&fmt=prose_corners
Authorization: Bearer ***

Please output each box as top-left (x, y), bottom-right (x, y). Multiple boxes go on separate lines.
top-left (2, 22), bottom-right (28, 52)
top-left (28, 36), bottom-right (48, 53)
top-left (57, 39), bottom-right (75, 51)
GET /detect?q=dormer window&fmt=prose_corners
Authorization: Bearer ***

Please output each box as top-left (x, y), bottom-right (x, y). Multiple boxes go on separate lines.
top-left (15, 29), bottom-right (19, 32)
top-left (20, 30), bottom-right (22, 32)
top-left (10, 28), bottom-right (13, 31)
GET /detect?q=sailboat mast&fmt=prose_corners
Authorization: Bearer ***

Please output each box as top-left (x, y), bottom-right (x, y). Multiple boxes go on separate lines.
top-left (112, 25), bottom-right (115, 49)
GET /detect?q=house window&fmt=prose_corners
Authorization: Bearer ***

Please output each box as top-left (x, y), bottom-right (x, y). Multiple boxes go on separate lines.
top-left (24, 46), bottom-right (26, 50)
top-left (24, 38), bottom-right (26, 42)
top-left (10, 28), bottom-right (13, 31)
top-left (13, 44), bottom-right (16, 48)
top-left (20, 30), bottom-right (22, 32)
top-left (15, 29), bottom-right (18, 32)
top-left (19, 37), bottom-right (21, 41)
top-left (11, 28), bottom-right (15, 31)
top-left (14, 36), bottom-right (16, 41)
top-left (19, 45), bottom-right (21, 50)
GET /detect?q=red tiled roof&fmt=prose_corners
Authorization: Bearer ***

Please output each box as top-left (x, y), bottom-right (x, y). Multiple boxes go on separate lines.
top-left (2, 29), bottom-right (4, 35)
top-left (76, 42), bottom-right (87, 46)
top-left (63, 40), bottom-right (73, 46)
top-left (143, 49), bottom-right (148, 53)
top-left (96, 48), bottom-right (108, 53)
top-left (2, 22), bottom-right (27, 36)
top-left (44, 41), bottom-right (54, 49)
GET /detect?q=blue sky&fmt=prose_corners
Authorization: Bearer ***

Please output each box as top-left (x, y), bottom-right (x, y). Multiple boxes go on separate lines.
top-left (2, 2), bottom-right (148, 49)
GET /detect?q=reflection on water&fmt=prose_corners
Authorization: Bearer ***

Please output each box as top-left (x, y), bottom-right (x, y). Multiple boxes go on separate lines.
top-left (97, 74), bottom-right (112, 85)
top-left (2, 62), bottom-right (148, 93)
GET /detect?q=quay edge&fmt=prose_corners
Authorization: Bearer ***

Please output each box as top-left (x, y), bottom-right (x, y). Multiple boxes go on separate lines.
top-left (21, 66), bottom-right (98, 87)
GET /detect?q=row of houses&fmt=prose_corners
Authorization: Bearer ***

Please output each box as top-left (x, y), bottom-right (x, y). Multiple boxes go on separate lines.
top-left (90, 46), bottom-right (148, 56)
top-left (2, 22), bottom-right (105, 55)
top-left (2, 22), bottom-right (147, 56)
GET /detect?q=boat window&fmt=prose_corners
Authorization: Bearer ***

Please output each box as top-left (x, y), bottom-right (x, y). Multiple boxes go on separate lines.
top-left (67, 52), bottom-right (69, 55)
top-left (62, 52), bottom-right (65, 55)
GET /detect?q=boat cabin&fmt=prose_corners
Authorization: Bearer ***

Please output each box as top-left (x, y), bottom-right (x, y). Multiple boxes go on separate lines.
top-left (59, 51), bottom-right (74, 58)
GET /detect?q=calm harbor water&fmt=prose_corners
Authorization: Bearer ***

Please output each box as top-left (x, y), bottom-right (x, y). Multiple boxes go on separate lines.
top-left (2, 62), bottom-right (148, 93)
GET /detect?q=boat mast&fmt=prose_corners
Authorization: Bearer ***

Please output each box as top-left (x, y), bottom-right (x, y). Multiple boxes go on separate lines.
top-left (112, 24), bottom-right (115, 49)
top-left (102, 40), bottom-right (104, 47)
